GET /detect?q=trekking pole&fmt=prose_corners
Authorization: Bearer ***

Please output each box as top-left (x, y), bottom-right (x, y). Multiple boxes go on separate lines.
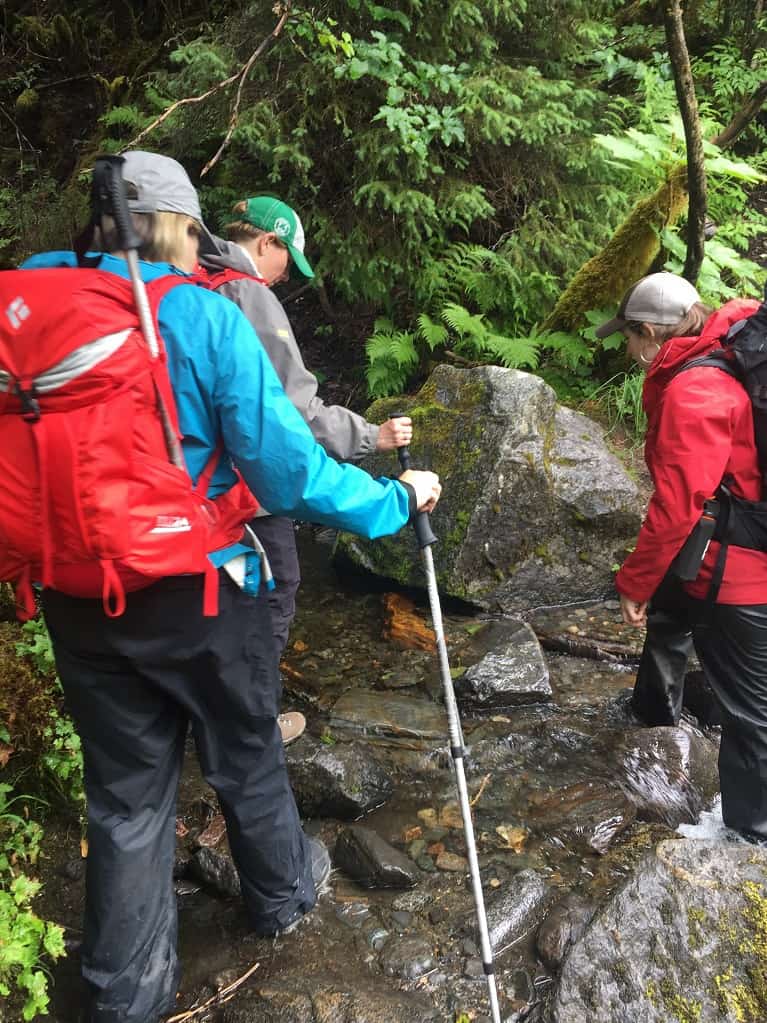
top-left (91, 155), bottom-right (185, 470)
top-left (392, 414), bottom-right (502, 1023)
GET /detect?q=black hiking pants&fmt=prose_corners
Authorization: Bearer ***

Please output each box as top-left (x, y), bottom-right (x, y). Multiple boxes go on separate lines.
top-left (249, 515), bottom-right (301, 657)
top-left (632, 575), bottom-right (694, 726)
top-left (42, 571), bottom-right (315, 1023)
top-left (691, 600), bottom-right (767, 840)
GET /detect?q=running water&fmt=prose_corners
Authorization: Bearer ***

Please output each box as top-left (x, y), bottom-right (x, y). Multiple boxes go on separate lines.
top-left (677, 796), bottom-right (728, 840)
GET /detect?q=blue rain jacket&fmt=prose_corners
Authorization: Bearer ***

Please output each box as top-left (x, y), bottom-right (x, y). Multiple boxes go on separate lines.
top-left (22, 252), bottom-right (413, 543)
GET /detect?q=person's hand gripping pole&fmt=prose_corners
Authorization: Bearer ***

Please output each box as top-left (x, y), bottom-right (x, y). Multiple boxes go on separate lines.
top-left (391, 413), bottom-right (503, 1023)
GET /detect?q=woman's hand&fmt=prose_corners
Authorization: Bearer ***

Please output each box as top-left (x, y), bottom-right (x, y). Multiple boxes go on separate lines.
top-left (620, 593), bottom-right (648, 627)
top-left (399, 469), bottom-right (441, 513)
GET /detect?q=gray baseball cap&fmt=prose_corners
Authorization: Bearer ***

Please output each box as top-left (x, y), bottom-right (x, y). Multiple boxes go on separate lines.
top-left (595, 272), bottom-right (701, 338)
top-left (120, 150), bottom-right (217, 254)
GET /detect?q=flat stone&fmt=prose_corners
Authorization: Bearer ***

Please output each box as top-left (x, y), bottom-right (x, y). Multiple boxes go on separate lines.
top-left (436, 851), bottom-right (468, 872)
top-left (380, 935), bottom-right (436, 979)
top-left (330, 690), bottom-right (447, 740)
top-left (334, 824), bottom-right (420, 889)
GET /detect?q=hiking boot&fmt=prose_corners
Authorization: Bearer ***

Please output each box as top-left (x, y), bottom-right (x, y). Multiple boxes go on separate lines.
top-left (278, 711), bottom-right (306, 745)
top-left (269, 838), bottom-right (331, 938)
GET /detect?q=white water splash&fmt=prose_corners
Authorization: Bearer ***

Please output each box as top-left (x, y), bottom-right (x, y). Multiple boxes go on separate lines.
top-left (677, 796), bottom-right (729, 840)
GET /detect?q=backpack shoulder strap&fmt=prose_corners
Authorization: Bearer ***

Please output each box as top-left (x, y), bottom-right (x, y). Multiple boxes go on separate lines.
top-left (675, 351), bottom-right (741, 381)
top-left (206, 267), bottom-right (268, 290)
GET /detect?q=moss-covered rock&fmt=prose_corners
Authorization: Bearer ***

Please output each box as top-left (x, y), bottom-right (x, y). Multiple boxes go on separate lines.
top-left (552, 839), bottom-right (767, 1023)
top-left (334, 364), bottom-right (642, 613)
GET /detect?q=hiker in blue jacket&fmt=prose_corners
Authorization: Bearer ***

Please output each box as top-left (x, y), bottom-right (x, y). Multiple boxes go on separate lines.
top-left (23, 150), bottom-right (441, 1023)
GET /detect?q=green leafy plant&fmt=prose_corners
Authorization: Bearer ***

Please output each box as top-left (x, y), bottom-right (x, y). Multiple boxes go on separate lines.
top-left (0, 786), bottom-right (45, 875)
top-left (15, 619), bottom-right (55, 678)
top-left (0, 874), bottom-right (65, 1021)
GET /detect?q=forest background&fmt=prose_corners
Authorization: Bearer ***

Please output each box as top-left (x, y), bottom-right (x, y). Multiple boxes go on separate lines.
top-left (0, 0), bottom-right (766, 1018)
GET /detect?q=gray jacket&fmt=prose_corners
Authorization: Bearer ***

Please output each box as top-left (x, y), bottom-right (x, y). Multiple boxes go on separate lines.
top-left (201, 239), bottom-right (379, 462)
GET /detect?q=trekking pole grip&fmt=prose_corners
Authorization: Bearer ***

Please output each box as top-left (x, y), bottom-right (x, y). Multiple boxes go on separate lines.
top-left (391, 411), bottom-right (437, 549)
top-left (92, 155), bottom-right (142, 253)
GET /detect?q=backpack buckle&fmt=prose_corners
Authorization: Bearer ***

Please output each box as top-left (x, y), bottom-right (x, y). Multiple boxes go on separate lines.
top-left (13, 380), bottom-right (41, 423)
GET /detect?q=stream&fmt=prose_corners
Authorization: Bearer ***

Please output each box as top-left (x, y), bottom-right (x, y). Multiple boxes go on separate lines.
top-left (37, 527), bottom-right (719, 1023)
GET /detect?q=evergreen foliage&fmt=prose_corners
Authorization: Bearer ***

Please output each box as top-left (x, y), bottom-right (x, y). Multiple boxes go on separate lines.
top-left (0, 0), bottom-right (765, 403)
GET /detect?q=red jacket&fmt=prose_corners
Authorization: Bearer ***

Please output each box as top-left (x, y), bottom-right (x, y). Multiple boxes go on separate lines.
top-left (615, 298), bottom-right (767, 605)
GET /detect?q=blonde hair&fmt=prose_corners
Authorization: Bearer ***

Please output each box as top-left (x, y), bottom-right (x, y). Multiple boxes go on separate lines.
top-left (93, 211), bottom-right (200, 267)
top-left (626, 301), bottom-right (713, 343)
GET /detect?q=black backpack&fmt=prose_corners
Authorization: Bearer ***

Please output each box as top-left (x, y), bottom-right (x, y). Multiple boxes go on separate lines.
top-left (672, 287), bottom-right (767, 596)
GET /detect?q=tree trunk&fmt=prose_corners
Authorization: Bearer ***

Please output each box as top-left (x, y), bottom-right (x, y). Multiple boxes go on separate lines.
top-left (713, 80), bottom-right (767, 148)
top-left (663, 0), bottom-right (707, 285)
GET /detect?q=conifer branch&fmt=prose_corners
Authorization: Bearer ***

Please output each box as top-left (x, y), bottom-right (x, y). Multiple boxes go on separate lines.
top-left (201, 5), bottom-right (291, 177)
top-left (124, 5), bottom-right (290, 157)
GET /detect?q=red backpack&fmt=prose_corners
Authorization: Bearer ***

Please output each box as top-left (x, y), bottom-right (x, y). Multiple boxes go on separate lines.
top-left (0, 267), bottom-right (258, 620)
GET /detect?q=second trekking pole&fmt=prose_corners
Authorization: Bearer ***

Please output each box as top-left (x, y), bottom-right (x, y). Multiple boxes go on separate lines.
top-left (393, 418), bottom-right (502, 1023)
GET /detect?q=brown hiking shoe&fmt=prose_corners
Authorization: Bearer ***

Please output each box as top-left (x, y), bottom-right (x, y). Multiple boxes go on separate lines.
top-left (278, 711), bottom-right (306, 745)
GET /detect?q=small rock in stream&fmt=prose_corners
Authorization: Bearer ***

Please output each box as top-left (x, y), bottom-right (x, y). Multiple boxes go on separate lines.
top-left (286, 736), bottom-right (393, 818)
top-left (334, 825), bottom-right (420, 888)
top-left (189, 846), bottom-right (241, 898)
top-left (535, 893), bottom-right (596, 969)
top-left (483, 869), bottom-right (551, 952)
top-left (380, 934), bottom-right (436, 979)
top-left (457, 622), bottom-right (552, 708)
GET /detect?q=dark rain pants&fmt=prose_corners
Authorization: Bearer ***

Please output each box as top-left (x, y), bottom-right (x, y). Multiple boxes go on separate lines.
top-left (42, 571), bottom-right (315, 1023)
top-left (249, 515), bottom-right (301, 657)
top-left (631, 575), bottom-right (693, 726)
top-left (691, 601), bottom-right (767, 841)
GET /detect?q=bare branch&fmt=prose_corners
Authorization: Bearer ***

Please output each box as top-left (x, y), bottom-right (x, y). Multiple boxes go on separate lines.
top-left (201, 6), bottom-right (291, 177)
top-left (663, 0), bottom-right (707, 285)
top-left (124, 6), bottom-right (289, 155)
top-left (166, 961), bottom-right (260, 1022)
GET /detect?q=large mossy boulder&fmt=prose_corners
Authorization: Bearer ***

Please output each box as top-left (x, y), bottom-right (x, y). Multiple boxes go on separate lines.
top-left (334, 365), bottom-right (642, 612)
top-left (552, 839), bottom-right (767, 1023)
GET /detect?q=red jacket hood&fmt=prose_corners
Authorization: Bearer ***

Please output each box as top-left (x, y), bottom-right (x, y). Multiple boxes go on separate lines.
top-left (643, 298), bottom-right (760, 413)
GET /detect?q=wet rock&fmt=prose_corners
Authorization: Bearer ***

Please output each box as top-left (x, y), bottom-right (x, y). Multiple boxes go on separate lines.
top-left (189, 846), bottom-right (240, 898)
top-left (609, 725), bottom-right (720, 828)
top-left (457, 622), bottom-right (552, 708)
top-left (536, 893), bottom-right (596, 969)
top-left (334, 825), bottom-right (420, 888)
top-left (527, 780), bottom-right (636, 855)
top-left (391, 889), bottom-right (432, 912)
top-left (334, 365), bottom-right (641, 612)
top-left (552, 839), bottom-right (767, 1023)
top-left (225, 982), bottom-right (441, 1022)
top-left (483, 869), bottom-right (551, 952)
top-left (380, 934), bottom-right (436, 979)
top-left (286, 736), bottom-right (393, 818)
top-left (329, 690), bottom-right (446, 740)
top-left (436, 851), bottom-right (468, 872)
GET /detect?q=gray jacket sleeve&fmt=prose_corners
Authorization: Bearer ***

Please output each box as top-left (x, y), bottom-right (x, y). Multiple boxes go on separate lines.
top-left (217, 279), bottom-right (379, 462)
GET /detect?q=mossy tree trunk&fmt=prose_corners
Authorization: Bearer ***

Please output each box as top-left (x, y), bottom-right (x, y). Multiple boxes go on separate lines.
top-left (541, 165), bottom-right (689, 332)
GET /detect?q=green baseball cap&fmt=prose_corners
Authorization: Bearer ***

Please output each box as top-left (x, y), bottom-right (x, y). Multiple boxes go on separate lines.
top-left (239, 196), bottom-right (314, 278)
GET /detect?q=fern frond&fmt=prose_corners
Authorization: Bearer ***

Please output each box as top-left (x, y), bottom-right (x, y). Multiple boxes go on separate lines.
top-left (417, 313), bottom-right (448, 350)
top-left (441, 302), bottom-right (487, 339)
top-left (484, 334), bottom-right (540, 369)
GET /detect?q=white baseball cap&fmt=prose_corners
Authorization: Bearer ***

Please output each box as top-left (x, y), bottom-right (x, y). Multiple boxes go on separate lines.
top-left (596, 272), bottom-right (701, 338)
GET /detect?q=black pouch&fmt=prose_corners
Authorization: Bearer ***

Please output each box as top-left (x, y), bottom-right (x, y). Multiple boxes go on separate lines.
top-left (672, 499), bottom-right (721, 581)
